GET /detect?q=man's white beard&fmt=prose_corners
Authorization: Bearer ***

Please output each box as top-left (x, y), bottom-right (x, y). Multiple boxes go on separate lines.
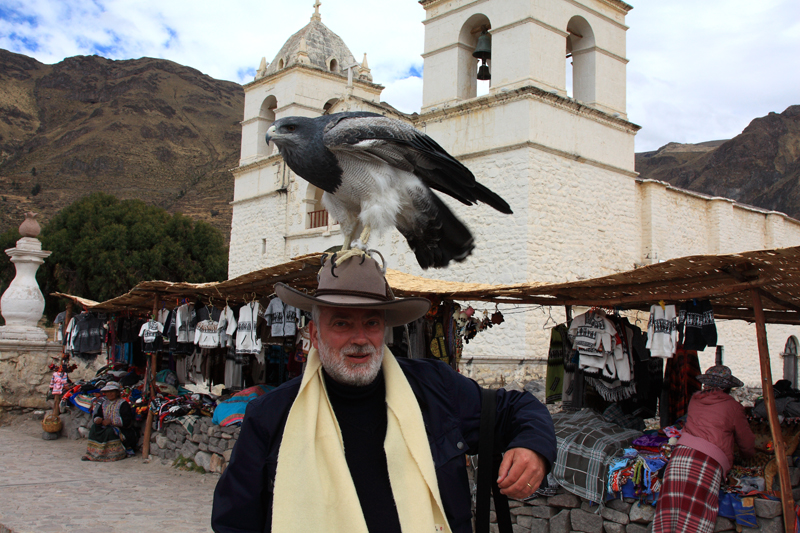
top-left (317, 337), bottom-right (384, 386)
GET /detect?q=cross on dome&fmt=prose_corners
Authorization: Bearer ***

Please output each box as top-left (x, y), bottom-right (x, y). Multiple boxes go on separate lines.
top-left (311, 0), bottom-right (321, 21)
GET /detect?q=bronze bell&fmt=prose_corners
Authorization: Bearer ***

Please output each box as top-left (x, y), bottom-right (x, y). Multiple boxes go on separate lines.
top-left (473, 31), bottom-right (491, 80)
top-left (472, 32), bottom-right (491, 61)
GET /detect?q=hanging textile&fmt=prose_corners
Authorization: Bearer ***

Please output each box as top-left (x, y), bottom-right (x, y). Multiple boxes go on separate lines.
top-left (664, 345), bottom-right (701, 424)
top-left (546, 324), bottom-right (570, 404)
top-left (236, 302), bottom-right (262, 355)
top-left (139, 319), bottom-right (164, 353)
top-left (646, 304), bottom-right (678, 358)
top-left (568, 309), bottom-right (632, 386)
top-left (219, 305), bottom-right (237, 348)
top-left (265, 297), bottom-right (299, 337)
top-left (677, 299), bottom-right (717, 351)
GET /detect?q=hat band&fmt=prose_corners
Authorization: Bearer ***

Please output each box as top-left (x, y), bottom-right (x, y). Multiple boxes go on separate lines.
top-left (315, 288), bottom-right (392, 302)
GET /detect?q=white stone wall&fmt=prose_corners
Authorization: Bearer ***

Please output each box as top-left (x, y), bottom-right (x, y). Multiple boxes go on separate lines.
top-left (228, 191), bottom-right (287, 277)
top-left (709, 321), bottom-right (799, 388)
top-left (228, 139), bottom-right (800, 387)
top-left (228, 0), bottom-right (800, 388)
top-left (420, 0), bottom-right (630, 117)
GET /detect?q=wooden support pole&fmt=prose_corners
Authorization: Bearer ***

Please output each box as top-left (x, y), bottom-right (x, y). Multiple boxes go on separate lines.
top-left (751, 289), bottom-right (795, 533)
top-left (141, 294), bottom-right (159, 459)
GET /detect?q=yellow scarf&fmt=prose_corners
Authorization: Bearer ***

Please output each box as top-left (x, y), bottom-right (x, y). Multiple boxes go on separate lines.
top-left (271, 346), bottom-right (452, 533)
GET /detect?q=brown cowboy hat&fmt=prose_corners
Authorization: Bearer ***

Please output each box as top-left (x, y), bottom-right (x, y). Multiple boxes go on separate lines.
top-left (275, 251), bottom-right (431, 327)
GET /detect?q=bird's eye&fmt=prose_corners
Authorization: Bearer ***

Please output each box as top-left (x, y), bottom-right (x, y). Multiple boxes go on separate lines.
top-left (284, 125), bottom-right (296, 132)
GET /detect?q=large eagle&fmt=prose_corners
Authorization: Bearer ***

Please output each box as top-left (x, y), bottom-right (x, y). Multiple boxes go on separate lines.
top-left (265, 111), bottom-right (512, 269)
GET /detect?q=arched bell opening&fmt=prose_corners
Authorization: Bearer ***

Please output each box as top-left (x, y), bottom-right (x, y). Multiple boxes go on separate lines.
top-left (257, 95), bottom-right (278, 158)
top-left (458, 14), bottom-right (492, 100)
top-left (565, 16), bottom-right (596, 103)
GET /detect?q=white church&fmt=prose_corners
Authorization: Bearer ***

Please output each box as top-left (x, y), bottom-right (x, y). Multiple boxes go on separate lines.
top-left (227, 0), bottom-right (800, 386)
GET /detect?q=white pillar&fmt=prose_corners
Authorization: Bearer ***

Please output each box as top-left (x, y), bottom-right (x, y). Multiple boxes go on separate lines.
top-left (0, 218), bottom-right (52, 342)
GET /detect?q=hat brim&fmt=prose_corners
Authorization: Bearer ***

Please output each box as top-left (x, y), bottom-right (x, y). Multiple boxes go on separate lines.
top-left (696, 374), bottom-right (744, 389)
top-left (275, 283), bottom-right (430, 327)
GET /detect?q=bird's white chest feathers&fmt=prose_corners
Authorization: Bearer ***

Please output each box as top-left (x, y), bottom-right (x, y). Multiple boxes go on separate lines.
top-left (326, 154), bottom-right (427, 234)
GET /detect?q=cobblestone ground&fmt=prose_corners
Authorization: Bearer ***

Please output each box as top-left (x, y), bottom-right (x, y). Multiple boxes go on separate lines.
top-left (0, 415), bottom-right (216, 533)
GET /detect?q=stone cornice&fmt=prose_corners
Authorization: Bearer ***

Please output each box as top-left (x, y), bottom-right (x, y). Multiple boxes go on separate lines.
top-left (457, 140), bottom-right (638, 178)
top-left (421, 0), bottom-right (487, 24)
top-left (413, 85), bottom-right (640, 134)
top-left (420, 0), bottom-right (631, 28)
top-left (420, 41), bottom-right (474, 59)
top-left (491, 16), bottom-right (568, 39)
top-left (243, 63), bottom-right (384, 92)
top-left (241, 116), bottom-right (269, 127)
top-left (564, 0), bottom-right (630, 30)
top-left (636, 178), bottom-right (800, 226)
top-left (572, 45), bottom-right (628, 64)
top-left (231, 154), bottom-right (283, 176)
top-left (274, 102), bottom-right (321, 115)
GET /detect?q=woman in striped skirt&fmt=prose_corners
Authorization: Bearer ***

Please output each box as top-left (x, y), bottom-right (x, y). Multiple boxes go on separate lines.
top-left (653, 365), bottom-right (755, 533)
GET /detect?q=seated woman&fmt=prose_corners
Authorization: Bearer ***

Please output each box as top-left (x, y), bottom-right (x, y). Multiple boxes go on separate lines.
top-left (82, 382), bottom-right (138, 461)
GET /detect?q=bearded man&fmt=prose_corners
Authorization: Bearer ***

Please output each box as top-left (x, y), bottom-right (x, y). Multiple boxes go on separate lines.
top-left (211, 253), bottom-right (556, 533)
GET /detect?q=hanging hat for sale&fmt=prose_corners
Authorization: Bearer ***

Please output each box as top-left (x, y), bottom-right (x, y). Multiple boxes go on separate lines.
top-left (696, 365), bottom-right (744, 389)
top-left (275, 251), bottom-right (430, 327)
top-left (100, 381), bottom-right (122, 392)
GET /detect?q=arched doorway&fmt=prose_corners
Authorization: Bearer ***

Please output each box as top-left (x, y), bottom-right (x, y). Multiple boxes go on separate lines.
top-left (783, 336), bottom-right (799, 387)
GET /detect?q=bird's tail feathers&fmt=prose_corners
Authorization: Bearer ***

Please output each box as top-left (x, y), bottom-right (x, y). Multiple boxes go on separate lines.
top-left (402, 194), bottom-right (475, 269)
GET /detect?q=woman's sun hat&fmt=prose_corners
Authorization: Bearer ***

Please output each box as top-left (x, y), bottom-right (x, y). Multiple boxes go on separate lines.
top-left (100, 382), bottom-right (122, 392)
top-left (696, 365), bottom-right (744, 389)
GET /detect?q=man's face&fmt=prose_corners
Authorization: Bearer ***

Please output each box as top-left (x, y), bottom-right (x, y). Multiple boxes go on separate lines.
top-left (309, 307), bottom-right (386, 386)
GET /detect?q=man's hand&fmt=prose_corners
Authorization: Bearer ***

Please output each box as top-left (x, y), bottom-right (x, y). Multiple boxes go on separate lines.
top-left (496, 447), bottom-right (547, 499)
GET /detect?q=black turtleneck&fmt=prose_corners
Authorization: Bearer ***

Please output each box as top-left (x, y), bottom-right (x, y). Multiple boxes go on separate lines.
top-left (323, 370), bottom-right (402, 533)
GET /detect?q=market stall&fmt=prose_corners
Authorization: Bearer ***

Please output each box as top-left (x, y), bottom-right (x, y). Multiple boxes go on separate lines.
top-left (47, 245), bottom-right (800, 531)
top-left (470, 245), bottom-right (800, 533)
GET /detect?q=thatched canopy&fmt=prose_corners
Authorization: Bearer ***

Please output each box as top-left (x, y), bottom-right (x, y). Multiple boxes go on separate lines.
top-left (53, 246), bottom-right (800, 324)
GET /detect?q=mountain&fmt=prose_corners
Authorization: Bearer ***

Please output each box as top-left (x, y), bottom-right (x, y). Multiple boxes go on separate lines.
top-left (0, 49), bottom-right (243, 239)
top-left (636, 106), bottom-right (800, 219)
top-left (3, 48), bottom-right (797, 240)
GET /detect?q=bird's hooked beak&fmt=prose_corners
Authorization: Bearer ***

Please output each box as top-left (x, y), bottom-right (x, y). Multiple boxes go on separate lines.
top-left (265, 124), bottom-right (277, 145)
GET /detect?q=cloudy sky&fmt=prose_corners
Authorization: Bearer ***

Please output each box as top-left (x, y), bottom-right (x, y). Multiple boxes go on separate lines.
top-left (1, 0), bottom-right (797, 152)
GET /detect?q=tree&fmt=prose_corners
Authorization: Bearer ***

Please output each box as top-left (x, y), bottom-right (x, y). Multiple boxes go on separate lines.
top-left (38, 193), bottom-right (228, 318)
top-left (0, 227), bottom-right (21, 297)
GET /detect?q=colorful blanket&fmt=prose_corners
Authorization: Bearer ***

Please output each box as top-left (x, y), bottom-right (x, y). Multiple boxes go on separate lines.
top-left (68, 392), bottom-right (95, 413)
top-left (212, 385), bottom-right (274, 427)
top-left (551, 408), bottom-right (643, 505)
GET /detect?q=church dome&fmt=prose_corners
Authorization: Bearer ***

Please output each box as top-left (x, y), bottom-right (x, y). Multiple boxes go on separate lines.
top-left (266, 17), bottom-right (356, 77)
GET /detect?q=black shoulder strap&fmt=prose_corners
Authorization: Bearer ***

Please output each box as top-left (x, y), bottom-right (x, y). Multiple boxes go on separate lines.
top-left (476, 388), bottom-right (512, 533)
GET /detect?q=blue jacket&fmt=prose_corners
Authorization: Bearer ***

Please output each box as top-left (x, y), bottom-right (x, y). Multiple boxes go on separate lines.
top-left (211, 358), bottom-right (556, 533)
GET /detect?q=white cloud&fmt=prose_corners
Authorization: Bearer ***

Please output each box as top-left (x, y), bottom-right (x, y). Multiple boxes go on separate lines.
top-left (0, 0), bottom-right (797, 153)
top-left (381, 76), bottom-right (423, 114)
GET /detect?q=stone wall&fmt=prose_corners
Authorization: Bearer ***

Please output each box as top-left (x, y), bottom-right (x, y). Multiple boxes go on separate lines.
top-left (146, 416), bottom-right (238, 474)
top-left (487, 486), bottom-right (789, 533)
top-left (0, 342), bottom-right (103, 409)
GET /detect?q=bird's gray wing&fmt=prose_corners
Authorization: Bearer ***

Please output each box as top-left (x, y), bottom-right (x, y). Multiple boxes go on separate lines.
top-left (322, 114), bottom-right (512, 214)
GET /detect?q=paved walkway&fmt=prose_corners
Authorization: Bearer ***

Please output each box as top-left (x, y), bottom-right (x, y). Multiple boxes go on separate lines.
top-left (0, 415), bottom-right (216, 533)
